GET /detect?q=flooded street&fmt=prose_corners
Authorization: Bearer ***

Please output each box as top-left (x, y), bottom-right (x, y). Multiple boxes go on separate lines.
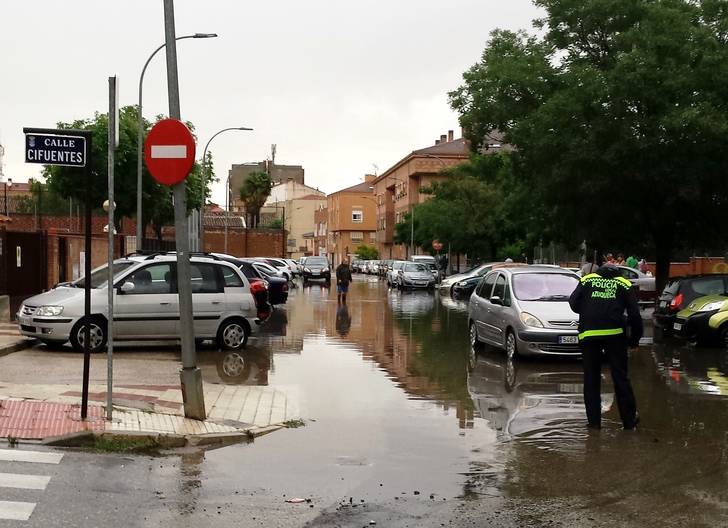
top-left (165, 276), bottom-right (728, 527)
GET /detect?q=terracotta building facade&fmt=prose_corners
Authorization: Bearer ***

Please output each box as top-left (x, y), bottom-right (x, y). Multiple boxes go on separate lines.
top-left (371, 131), bottom-right (471, 260)
top-left (326, 176), bottom-right (377, 266)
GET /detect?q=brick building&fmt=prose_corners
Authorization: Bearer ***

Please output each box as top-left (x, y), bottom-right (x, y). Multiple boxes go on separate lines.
top-left (327, 176), bottom-right (377, 266)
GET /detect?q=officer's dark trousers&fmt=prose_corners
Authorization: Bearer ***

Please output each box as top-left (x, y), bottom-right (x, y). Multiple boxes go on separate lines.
top-left (580, 337), bottom-right (637, 428)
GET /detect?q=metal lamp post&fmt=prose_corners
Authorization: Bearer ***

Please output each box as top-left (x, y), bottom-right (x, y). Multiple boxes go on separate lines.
top-left (198, 126), bottom-right (252, 252)
top-left (4, 178), bottom-right (12, 216)
top-left (136, 32), bottom-right (217, 251)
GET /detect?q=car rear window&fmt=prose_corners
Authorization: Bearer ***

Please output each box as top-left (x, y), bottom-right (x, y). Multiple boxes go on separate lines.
top-left (686, 277), bottom-right (727, 297)
top-left (513, 273), bottom-right (579, 301)
top-left (305, 257), bottom-right (328, 266)
top-left (662, 279), bottom-right (681, 296)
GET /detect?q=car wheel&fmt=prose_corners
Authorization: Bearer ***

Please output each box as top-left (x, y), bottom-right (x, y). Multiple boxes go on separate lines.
top-left (469, 321), bottom-right (482, 348)
top-left (217, 319), bottom-right (249, 351)
top-left (70, 317), bottom-right (107, 353)
top-left (505, 330), bottom-right (519, 360)
top-left (720, 324), bottom-right (728, 348)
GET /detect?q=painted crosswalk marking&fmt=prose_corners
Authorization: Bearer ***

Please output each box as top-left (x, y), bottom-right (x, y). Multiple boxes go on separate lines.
top-left (0, 449), bottom-right (63, 521)
top-left (0, 500), bottom-right (36, 521)
top-left (0, 449), bottom-right (63, 464)
top-left (0, 472), bottom-right (51, 490)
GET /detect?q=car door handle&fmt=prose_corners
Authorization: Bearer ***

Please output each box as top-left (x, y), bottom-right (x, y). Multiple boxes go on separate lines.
top-left (211, 301), bottom-right (222, 305)
top-left (159, 301), bottom-right (170, 305)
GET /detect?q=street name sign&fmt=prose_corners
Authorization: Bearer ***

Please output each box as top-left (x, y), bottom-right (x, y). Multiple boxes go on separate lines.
top-left (144, 119), bottom-right (196, 186)
top-left (25, 133), bottom-right (86, 167)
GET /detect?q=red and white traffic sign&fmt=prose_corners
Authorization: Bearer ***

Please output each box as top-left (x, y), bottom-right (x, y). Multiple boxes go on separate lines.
top-left (144, 119), bottom-right (196, 186)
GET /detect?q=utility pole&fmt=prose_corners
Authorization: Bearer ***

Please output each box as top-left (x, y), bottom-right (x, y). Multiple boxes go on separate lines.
top-left (163, 0), bottom-right (206, 420)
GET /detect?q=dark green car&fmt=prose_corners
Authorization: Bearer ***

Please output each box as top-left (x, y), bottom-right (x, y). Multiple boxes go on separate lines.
top-left (673, 294), bottom-right (728, 346)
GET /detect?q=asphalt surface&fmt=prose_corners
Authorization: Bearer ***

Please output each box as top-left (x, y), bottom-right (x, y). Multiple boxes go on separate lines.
top-left (3, 276), bottom-right (728, 527)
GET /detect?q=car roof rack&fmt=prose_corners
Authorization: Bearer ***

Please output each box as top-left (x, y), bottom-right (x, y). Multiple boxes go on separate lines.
top-left (164, 251), bottom-right (222, 261)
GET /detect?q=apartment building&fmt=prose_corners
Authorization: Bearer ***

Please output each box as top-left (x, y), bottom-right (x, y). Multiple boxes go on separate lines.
top-left (327, 176), bottom-right (377, 266)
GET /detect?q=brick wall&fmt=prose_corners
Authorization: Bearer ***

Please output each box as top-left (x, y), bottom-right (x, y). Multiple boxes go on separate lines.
top-left (202, 229), bottom-right (285, 257)
top-left (5, 214), bottom-right (141, 236)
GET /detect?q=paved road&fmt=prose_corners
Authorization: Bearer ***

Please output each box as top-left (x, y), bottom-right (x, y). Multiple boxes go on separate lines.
top-left (4, 276), bottom-right (728, 527)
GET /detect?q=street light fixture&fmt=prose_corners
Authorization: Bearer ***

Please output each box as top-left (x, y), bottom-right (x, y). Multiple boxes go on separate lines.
top-left (198, 126), bottom-right (252, 251)
top-left (135, 32), bottom-right (218, 250)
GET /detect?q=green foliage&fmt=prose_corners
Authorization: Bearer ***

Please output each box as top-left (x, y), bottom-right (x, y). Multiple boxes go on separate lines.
top-left (395, 152), bottom-right (542, 261)
top-left (42, 106), bottom-right (215, 237)
top-left (265, 218), bottom-right (283, 229)
top-left (355, 244), bottom-right (379, 260)
top-left (449, 0), bottom-right (728, 288)
top-left (239, 171), bottom-right (273, 227)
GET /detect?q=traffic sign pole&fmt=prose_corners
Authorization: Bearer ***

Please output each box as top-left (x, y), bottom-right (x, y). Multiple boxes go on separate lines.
top-left (162, 0), bottom-right (206, 421)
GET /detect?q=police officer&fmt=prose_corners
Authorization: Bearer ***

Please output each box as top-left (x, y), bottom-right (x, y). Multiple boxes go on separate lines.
top-left (569, 264), bottom-right (643, 430)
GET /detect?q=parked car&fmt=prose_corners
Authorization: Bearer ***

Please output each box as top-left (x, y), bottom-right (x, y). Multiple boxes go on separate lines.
top-left (654, 275), bottom-right (728, 335)
top-left (352, 260), bottom-right (367, 273)
top-left (396, 262), bottom-right (436, 290)
top-left (386, 260), bottom-right (407, 286)
top-left (411, 255), bottom-right (440, 281)
top-left (440, 263), bottom-right (501, 293)
top-left (17, 254), bottom-right (269, 352)
top-left (468, 266), bottom-right (581, 359)
top-left (350, 259), bottom-right (362, 273)
top-left (216, 256), bottom-right (289, 305)
top-left (366, 260), bottom-right (381, 275)
top-left (614, 265), bottom-right (656, 302)
top-left (451, 275), bottom-right (482, 297)
top-left (672, 294), bottom-right (728, 346)
top-left (256, 258), bottom-right (293, 281)
top-left (379, 259), bottom-right (393, 278)
top-left (301, 256), bottom-right (331, 282)
top-left (284, 258), bottom-right (301, 277)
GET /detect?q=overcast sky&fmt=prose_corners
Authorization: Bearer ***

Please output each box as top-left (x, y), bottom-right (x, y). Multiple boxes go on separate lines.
top-left (0, 0), bottom-right (540, 205)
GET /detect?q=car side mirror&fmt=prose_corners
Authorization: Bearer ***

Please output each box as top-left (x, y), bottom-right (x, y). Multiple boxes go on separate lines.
top-left (118, 281), bottom-right (135, 294)
top-left (490, 296), bottom-right (503, 306)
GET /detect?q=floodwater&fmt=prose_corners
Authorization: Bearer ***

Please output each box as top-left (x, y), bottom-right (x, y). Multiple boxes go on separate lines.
top-left (189, 277), bottom-right (728, 527)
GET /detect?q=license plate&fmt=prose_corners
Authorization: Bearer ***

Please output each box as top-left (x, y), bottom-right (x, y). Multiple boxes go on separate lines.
top-left (674, 323), bottom-right (683, 331)
top-left (559, 335), bottom-right (579, 344)
top-left (659, 301), bottom-right (667, 308)
top-left (417, 281), bottom-right (427, 286)
top-left (18, 316), bottom-right (31, 326)
top-left (312, 272), bottom-right (319, 276)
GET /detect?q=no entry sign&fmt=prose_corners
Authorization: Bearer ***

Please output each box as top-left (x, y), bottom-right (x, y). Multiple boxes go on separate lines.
top-left (144, 119), bottom-right (196, 186)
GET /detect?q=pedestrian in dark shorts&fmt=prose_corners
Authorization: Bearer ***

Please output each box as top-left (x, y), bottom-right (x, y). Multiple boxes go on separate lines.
top-left (336, 259), bottom-right (353, 303)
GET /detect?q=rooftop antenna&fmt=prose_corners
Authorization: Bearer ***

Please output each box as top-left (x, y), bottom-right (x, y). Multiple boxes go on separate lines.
top-left (271, 144), bottom-right (277, 165)
top-left (372, 163), bottom-right (378, 177)
top-left (0, 140), bottom-right (5, 181)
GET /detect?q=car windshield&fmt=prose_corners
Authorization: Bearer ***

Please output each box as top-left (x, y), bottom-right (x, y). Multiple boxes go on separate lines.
top-left (306, 258), bottom-right (328, 266)
top-left (404, 263), bottom-right (428, 273)
top-left (512, 273), bottom-right (579, 301)
top-left (74, 261), bottom-right (136, 289)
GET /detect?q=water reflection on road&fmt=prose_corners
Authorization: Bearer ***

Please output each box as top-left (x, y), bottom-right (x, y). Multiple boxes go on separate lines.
top-left (203, 276), bottom-right (728, 525)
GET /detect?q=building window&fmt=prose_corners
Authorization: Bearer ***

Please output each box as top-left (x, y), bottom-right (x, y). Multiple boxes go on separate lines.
top-left (369, 232), bottom-right (376, 241)
top-left (351, 231), bottom-right (364, 242)
top-left (352, 210), bottom-right (363, 223)
top-left (287, 238), bottom-right (296, 247)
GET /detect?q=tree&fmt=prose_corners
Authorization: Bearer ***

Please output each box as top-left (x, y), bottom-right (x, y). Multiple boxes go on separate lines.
top-left (449, 0), bottom-right (728, 291)
top-left (355, 244), bottom-right (378, 260)
top-left (239, 171), bottom-right (273, 228)
top-left (42, 106), bottom-right (215, 238)
top-left (394, 152), bottom-right (546, 261)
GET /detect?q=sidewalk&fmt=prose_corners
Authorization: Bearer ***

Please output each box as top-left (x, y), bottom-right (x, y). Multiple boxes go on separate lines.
top-left (0, 332), bottom-right (301, 445)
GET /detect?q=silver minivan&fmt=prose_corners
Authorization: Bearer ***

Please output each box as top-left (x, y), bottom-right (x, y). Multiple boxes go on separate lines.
top-left (18, 254), bottom-right (265, 352)
top-left (468, 266), bottom-right (581, 358)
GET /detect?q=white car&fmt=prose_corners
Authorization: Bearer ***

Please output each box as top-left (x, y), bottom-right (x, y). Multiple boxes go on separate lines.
top-left (17, 254), bottom-right (267, 352)
top-left (256, 258), bottom-right (293, 281)
top-left (284, 258), bottom-right (300, 277)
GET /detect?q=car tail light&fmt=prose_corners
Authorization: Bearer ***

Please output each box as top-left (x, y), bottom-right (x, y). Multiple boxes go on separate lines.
top-left (670, 293), bottom-right (684, 311)
top-left (250, 279), bottom-right (267, 295)
top-left (282, 283), bottom-right (289, 292)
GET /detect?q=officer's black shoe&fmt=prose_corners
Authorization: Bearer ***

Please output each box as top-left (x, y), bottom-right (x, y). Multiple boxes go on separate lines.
top-left (624, 412), bottom-right (640, 431)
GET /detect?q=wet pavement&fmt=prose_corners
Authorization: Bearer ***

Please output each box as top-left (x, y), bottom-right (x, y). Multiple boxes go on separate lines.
top-left (9, 276), bottom-right (728, 526)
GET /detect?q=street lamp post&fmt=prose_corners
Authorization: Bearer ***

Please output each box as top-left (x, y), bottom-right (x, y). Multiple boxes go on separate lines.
top-left (3, 178), bottom-right (12, 216)
top-left (199, 126), bottom-right (252, 252)
top-left (136, 32), bottom-right (217, 251)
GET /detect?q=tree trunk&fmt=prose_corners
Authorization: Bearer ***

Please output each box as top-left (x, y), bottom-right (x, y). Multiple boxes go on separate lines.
top-left (654, 241), bottom-right (673, 300)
